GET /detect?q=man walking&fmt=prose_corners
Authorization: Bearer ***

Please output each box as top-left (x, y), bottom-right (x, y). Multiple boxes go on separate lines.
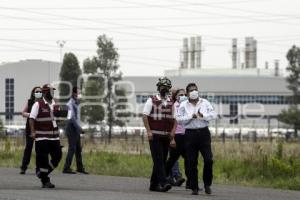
top-left (176, 83), bottom-right (217, 195)
top-left (29, 84), bottom-right (62, 188)
top-left (142, 77), bottom-right (177, 192)
top-left (63, 86), bottom-right (88, 174)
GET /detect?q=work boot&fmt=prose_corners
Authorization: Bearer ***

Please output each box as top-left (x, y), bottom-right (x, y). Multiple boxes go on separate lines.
top-left (173, 176), bottom-right (185, 187)
top-left (204, 185), bottom-right (212, 194)
top-left (42, 181), bottom-right (55, 188)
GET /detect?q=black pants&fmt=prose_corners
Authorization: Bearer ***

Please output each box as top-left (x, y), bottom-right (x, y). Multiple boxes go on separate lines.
top-left (35, 140), bottom-right (62, 184)
top-left (149, 134), bottom-right (170, 188)
top-left (165, 134), bottom-right (188, 180)
top-left (20, 134), bottom-right (34, 170)
top-left (185, 127), bottom-right (213, 190)
top-left (63, 123), bottom-right (84, 171)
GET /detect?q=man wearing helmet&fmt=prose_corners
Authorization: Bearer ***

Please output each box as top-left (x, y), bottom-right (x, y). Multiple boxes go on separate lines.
top-left (142, 77), bottom-right (177, 192)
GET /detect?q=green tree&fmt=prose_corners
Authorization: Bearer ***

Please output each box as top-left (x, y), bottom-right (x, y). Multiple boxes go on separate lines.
top-left (278, 45), bottom-right (300, 137)
top-left (80, 76), bottom-right (105, 125)
top-left (59, 52), bottom-right (82, 98)
top-left (114, 87), bottom-right (131, 127)
top-left (81, 34), bottom-right (129, 142)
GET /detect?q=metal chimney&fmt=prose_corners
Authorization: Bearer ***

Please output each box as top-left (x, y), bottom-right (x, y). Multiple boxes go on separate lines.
top-left (190, 37), bottom-right (195, 69)
top-left (182, 38), bottom-right (189, 69)
top-left (196, 36), bottom-right (202, 68)
top-left (232, 38), bottom-right (238, 69)
top-left (274, 60), bottom-right (280, 76)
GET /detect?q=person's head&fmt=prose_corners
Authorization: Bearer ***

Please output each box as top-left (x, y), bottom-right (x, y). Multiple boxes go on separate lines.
top-left (42, 84), bottom-right (56, 101)
top-left (156, 77), bottom-right (172, 98)
top-left (72, 86), bottom-right (79, 99)
top-left (172, 88), bottom-right (186, 103)
top-left (186, 83), bottom-right (199, 100)
top-left (30, 86), bottom-right (42, 101)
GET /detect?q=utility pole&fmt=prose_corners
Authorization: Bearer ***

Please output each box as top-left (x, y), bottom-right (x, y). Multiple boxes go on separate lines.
top-left (107, 72), bottom-right (113, 143)
top-left (56, 40), bottom-right (66, 63)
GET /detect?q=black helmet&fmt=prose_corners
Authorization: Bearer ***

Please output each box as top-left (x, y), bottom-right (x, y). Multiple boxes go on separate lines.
top-left (156, 77), bottom-right (172, 90)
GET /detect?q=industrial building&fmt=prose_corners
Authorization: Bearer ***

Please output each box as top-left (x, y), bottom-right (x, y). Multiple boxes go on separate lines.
top-left (0, 35), bottom-right (292, 136)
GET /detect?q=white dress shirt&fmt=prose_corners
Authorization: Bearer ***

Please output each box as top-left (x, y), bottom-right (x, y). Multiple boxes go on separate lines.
top-left (176, 98), bottom-right (217, 129)
top-left (143, 94), bottom-right (171, 116)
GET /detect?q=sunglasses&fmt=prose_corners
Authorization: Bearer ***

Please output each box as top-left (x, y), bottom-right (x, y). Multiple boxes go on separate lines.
top-left (35, 91), bottom-right (42, 93)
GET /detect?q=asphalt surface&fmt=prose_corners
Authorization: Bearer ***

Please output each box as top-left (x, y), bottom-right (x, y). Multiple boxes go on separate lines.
top-left (0, 168), bottom-right (299, 200)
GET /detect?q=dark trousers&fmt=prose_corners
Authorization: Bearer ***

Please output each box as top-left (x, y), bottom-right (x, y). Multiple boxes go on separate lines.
top-left (35, 140), bottom-right (62, 184)
top-left (149, 134), bottom-right (170, 188)
top-left (185, 127), bottom-right (213, 190)
top-left (63, 124), bottom-right (84, 171)
top-left (166, 134), bottom-right (188, 180)
top-left (20, 134), bottom-right (34, 170)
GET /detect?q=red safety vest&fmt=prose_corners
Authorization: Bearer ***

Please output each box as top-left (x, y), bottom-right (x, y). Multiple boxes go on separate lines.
top-left (147, 95), bottom-right (175, 135)
top-left (34, 100), bottom-right (59, 140)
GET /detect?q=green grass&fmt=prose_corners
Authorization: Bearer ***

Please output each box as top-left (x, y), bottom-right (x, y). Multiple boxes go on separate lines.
top-left (1, 137), bottom-right (300, 190)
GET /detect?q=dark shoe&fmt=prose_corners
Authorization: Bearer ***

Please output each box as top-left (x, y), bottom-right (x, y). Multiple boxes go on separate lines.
top-left (149, 184), bottom-right (172, 192)
top-left (77, 169), bottom-right (89, 174)
top-left (192, 189), bottom-right (199, 195)
top-left (42, 181), bottom-right (55, 188)
top-left (149, 185), bottom-right (162, 192)
top-left (173, 177), bottom-right (185, 187)
top-left (204, 186), bottom-right (212, 194)
top-left (62, 169), bottom-right (76, 174)
top-left (161, 183), bottom-right (172, 192)
top-left (166, 177), bottom-right (176, 186)
top-left (20, 169), bottom-right (26, 175)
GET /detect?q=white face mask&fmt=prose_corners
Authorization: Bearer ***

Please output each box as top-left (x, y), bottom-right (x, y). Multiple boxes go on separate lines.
top-left (179, 96), bottom-right (188, 103)
top-left (189, 90), bottom-right (199, 100)
top-left (34, 92), bottom-right (42, 99)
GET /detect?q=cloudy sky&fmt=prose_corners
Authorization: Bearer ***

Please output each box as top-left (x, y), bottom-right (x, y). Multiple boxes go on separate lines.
top-left (0, 0), bottom-right (299, 76)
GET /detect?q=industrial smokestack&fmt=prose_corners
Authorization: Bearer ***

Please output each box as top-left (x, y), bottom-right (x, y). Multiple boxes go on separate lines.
top-left (245, 37), bottom-right (257, 69)
top-left (196, 36), bottom-right (202, 69)
top-left (190, 37), bottom-right (195, 69)
top-left (252, 39), bottom-right (257, 68)
top-left (265, 61), bottom-right (269, 69)
top-left (274, 60), bottom-right (280, 77)
top-left (182, 38), bottom-right (189, 69)
top-left (232, 38), bottom-right (238, 69)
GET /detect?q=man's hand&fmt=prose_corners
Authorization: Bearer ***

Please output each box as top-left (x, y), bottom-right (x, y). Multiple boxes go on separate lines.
top-left (147, 130), bottom-right (153, 141)
top-left (170, 138), bottom-right (176, 148)
top-left (197, 112), bottom-right (203, 119)
top-left (30, 132), bottom-right (36, 140)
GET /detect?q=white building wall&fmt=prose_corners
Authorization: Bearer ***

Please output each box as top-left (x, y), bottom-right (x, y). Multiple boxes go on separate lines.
top-left (0, 60), bottom-right (61, 124)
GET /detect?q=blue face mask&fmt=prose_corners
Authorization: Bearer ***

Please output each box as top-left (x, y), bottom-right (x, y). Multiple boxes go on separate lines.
top-left (179, 95), bottom-right (188, 103)
top-left (34, 92), bottom-right (42, 99)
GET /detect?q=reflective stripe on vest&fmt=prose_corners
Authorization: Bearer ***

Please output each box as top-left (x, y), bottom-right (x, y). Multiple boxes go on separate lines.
top-left (36, 130), bottom-right (59, 135)
top-left (35, 117), bottom-right (53, 122)
top-left (151, 130), bottom-right (171, 135)
top-left (149, 114), bottom-right (174, 119)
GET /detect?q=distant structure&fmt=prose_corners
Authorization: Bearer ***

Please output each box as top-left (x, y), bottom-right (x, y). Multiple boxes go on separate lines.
top-left (232, 38), bottom-right (238, 69)
top-left (180, 36), bottom-right (202, 69)
top-left (245, 37), bottom-right (257, 69)
top-left (0, 60), bottom-right (61, 122)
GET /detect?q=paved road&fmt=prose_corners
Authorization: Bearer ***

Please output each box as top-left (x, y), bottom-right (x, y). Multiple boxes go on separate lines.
top-left (0, 168), bottom-right (299, 200)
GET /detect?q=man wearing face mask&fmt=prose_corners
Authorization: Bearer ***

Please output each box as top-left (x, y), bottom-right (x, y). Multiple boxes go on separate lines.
top-left (176, 83), bottom-right (217, 195)
top-left (29, 84), bottom-right (62, 188)
top-left (142, 77), bottom-right (177, 192)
